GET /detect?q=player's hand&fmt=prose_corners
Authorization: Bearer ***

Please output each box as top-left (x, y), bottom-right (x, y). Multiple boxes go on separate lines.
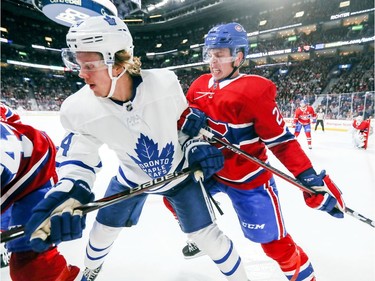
top-left (292, 123), bottom-right (296, 128)
top-left (298, 169), bottom-right (345, 218)
top-left (178, 107), bottom-right (207, 137)
top-left (25, 179), bottom-right (94, 252)
top-left (186, 141), bottom-right (224, 182)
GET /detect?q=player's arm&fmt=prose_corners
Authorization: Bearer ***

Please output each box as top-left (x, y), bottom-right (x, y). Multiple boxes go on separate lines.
top-left (1, 123), bottom-right (25, 211)
top-left (177, 78), bottom-right (224, 182)
top-left (25, 178), bottom-right (94, 252)
top-left (25, 128), bottom-right (101, 252)
top-left (292, 108), bottom-right (300, 128)
top-left (358, 120), bottom-right (370, 131)
top-left (177, 106), bottom-right (223, 182)
top-left (268, 137), bottom-right (345, 219)
top-left (0, 103), bottom-right (21, 123)
top-left (250, 84), bottom-right (345, 218)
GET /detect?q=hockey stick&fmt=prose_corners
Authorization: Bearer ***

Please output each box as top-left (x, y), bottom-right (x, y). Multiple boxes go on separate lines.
top-left (0, 167), bottom-right (197, 243)
top-left (200, 129), bottom-right (375, 228)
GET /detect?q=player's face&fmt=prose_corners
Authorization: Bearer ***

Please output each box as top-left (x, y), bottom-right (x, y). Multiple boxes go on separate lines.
top-left (76, 52), bottom-right (112, 97)
top-left (207, 48), bottom-right (237, 80)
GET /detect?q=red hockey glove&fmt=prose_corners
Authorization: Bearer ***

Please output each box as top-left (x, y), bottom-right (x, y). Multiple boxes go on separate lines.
top-left (297, 169), bottom-right (345, 218)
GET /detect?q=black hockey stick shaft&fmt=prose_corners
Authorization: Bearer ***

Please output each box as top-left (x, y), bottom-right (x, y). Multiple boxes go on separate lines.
top-left (200, 129), bottom-right (375, 228)
top-left (0, 167), bottom-right (196, 243)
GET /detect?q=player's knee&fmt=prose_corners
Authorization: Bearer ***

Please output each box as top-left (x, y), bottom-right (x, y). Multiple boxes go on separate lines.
top-left (89, 221), bottom-right (122, 247)
top-left (188, 223), bottom-right (230, 259)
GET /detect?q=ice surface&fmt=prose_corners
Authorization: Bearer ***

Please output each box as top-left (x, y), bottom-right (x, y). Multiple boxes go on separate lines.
top-left (1, 114), bottom-right (374, 281)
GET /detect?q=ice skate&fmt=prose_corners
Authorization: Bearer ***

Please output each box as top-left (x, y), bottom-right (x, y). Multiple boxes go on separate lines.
top-left (83, 264), bottom-right (103, 281)
top-left (182, 240), bottom-right (205, 259)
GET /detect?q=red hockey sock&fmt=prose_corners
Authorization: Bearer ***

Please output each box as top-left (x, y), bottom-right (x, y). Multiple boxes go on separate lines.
top-left (9, 247), bottom-right (81, 281)
top-left (305, 132), bottom-right (312, 146)
top-left (261, 234), bottom-right (314, 281)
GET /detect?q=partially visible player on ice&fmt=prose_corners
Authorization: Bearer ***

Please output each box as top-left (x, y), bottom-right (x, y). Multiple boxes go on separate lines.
top-left (164, 22), bottom-right (346, 281)
top-left (351, 115), bottom-right (372, 149)
top-left (293, 100), bottom-right (317, 149)
top-left (0, 103), bottom-right (87, 281)
top-left (23, 15), bottom-right (251, 281)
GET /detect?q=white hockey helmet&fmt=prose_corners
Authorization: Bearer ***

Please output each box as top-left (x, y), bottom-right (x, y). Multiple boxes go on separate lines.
top-left (356, 115), bottom-right (363, 122)
top-left (62, 15), bottom-right (134, 98)
top-left (63, 15), bottom-right (133, 68)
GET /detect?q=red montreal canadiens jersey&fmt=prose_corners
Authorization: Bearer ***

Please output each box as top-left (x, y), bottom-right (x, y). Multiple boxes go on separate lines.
top-left (294, 106), bottom-right (316, 126)
top-left (0, 103), bottom-right (21, 123)
top-left (186, 74), bottom-right (313, 189)
top-left (1, 105), bottom-right (57, 213)
top-left (352, 119), bottom-right (371, 131)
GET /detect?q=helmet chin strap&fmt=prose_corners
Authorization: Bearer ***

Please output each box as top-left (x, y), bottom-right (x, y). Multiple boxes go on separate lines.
top-left (224, 53), bottom-right (245, 80)
top-left (106, 65), bottom-right (127, 99)
top-left (224, 65), bottom-right (239, 80)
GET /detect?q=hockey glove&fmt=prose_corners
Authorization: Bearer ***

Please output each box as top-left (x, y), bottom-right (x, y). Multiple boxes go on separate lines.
top-left (186, 141), bottom-right (224, 182)
top-left (25, 179), bottom-right (94, 252)
top-left (178, 107), bottom-right (207, 137)
top-left (297, 169), bottom-right (345, 218)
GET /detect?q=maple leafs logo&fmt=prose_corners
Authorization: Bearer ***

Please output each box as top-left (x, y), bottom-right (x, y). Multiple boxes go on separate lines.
top-left (129, 133), bottom-right (174, 179)
top-left (104, 15), bottom-right (116, 26)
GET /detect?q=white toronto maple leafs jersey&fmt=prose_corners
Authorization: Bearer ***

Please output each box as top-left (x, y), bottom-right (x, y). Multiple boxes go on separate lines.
top-left (56, 68), bottom-right (189, 193)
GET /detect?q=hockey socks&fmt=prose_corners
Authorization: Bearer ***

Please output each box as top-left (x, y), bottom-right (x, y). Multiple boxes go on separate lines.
top-left (9, 247), bottom-right (82, 281)
top-left (84, 221), bottom-right (121, 270)
top-left (188, 223), bottom-right (249, 281)
top-left (261, 234), bottom-right (315, 281)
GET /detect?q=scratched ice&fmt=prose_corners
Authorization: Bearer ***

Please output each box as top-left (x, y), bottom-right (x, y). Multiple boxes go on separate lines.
top-left (1, 114), bottom-right (374, 281)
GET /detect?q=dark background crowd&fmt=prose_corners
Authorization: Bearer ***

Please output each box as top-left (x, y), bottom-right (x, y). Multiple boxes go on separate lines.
top-left (1, 0), bottom-right (374, 119)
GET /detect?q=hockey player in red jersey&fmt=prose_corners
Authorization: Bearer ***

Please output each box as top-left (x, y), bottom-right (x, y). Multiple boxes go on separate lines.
top-left (0, 103), bottom-right (86, 281)
top-left (293, 100), bottom-right (317, 149)
top-left (172, 23), bottom-right (346, 281)
top-left (351, 115), bottom-right (372, 149)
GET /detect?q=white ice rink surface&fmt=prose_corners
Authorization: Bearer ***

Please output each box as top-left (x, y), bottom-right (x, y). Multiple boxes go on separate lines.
top-left (2, 114), bottom-right (375, 281)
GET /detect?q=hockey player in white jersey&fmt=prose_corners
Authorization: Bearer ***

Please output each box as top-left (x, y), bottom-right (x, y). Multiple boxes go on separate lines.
top-left (24, 15), bottom-right (250, 281)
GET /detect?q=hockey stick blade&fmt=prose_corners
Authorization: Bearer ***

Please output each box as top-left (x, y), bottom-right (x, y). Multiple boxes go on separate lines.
top-left (0, 167), bottom-right (196, 243)
top-left (200, 129), bottom-right (375, 228)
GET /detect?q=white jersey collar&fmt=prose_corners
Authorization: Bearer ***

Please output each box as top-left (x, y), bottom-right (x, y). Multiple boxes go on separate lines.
top-left (208, 73), bottom-right (245, 89)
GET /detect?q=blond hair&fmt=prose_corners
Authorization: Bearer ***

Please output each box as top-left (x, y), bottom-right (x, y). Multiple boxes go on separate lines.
top-left (114, 50), bottom-right (142, 76)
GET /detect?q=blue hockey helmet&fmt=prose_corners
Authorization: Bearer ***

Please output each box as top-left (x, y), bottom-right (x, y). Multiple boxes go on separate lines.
top-left (203, 23), bottom-right (249, 63)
